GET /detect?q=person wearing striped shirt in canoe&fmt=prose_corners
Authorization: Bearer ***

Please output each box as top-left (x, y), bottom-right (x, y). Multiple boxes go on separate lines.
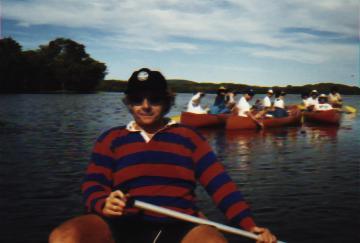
top-left (49, 68), bottom-right (277, 243)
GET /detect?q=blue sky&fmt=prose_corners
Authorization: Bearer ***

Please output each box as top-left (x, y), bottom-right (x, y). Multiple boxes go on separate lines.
top-left (2, 0), bottom-right (359, 86)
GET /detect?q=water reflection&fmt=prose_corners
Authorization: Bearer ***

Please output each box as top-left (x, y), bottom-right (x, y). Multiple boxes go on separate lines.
top-left (226, 130), bottom-right (257, 162)
top-left (1, 93), bottom-right (359, 243)
top-left (303, 125), bottom-right (339, 144)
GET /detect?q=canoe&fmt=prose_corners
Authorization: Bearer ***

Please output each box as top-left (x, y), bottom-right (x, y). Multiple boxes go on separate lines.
top-left (226, 109), bottom-right (302, 130)
top-left (180, 112), bottom-right (229, 128)
top-left (303, 109), bottom-right (341, 125)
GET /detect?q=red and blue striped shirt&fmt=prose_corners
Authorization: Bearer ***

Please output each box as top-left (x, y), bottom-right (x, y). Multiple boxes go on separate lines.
top-left (82, 123), bottom-right (256, 230)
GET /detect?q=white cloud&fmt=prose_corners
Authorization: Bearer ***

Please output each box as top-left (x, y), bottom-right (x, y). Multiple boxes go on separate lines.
top-left (3, 0), bottom-right (358, 65)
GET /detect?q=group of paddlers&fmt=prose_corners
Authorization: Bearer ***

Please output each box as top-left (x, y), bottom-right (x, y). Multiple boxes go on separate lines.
top-left (301, 87), bottom-right (342, 111)
top-left (187, 86), bottom-right (343, 118)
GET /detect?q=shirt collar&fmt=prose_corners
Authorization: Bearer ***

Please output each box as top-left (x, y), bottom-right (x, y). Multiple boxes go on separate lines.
top-left (126, 118), bottom-right (177, 132)
top-left (126, 118), bottom-right (177, 143)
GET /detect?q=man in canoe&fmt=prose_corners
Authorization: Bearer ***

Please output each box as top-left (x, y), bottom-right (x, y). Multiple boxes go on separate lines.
top-left (314, 94), bottom-right (333, 111)
top-left (233, 89), bottom-right (264, 127)
top-left (186, 92), bottom-right (209, 114)
top-left (305, 90), bottom-right (319, 111)
top-left (328, 86), bottom-right (342, 108)
top-left (272, 91), bottom-right (288, 118)
top-left (49, 68), bottom-right (277, 243)
top-left (300, 92), bottom-right (309, 110)
top-left (225, 90), bottom-right (237, 111)
top-left (209, 86), bottom-right (228, 114)
top-left (253, 89), bottom-right (273, 116)
top-left (262, 89), bottom-right (274, 110)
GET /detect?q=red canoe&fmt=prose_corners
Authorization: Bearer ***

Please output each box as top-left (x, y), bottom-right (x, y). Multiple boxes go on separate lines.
top-left (303, 110), bottom-right (341, 125)
top-left (180, 112), bottom-right (229, 128)
top-left (226, 110), bottom-right (302, 130)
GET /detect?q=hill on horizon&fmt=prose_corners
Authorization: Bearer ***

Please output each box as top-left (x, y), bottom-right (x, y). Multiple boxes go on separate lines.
top-left (99, 79), bottom-right (360, 95)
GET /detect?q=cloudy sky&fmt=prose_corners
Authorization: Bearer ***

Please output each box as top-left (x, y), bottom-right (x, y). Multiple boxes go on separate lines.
top-left (2, 0), bottom-right (359, 86)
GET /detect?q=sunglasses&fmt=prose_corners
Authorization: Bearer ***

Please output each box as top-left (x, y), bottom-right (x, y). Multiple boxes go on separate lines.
top-left (127, 94), bottom-right (165, 105)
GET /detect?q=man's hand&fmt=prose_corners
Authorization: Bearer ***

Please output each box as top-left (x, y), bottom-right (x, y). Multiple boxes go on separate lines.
top-left (250, 226), bottom-right (277, 243)
top-left (102, 190), bottom-right (129, 217)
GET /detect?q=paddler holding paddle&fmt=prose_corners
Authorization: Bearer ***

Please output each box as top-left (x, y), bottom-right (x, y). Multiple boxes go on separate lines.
top-left (233, 88), bottom-right (264, 128)
top-left (49, 68), bottom-right (278, 243)
top-left (328, 86), bottom-right (342, 108)
top-left (186, 92), bottom-right (209, 114)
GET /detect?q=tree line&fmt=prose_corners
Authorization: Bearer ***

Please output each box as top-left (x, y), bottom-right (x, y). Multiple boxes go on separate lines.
top-left (0, 37), bottom-right (107, 93)
top-left (99, 79), bottom-right (360, 95)
top-left (1, 37), bottom-right (359, 94)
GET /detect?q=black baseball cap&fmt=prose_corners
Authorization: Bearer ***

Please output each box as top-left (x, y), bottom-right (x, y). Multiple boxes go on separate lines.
top-left (245, 88), bottom-right (255, 96)
top-left (125, 68), bottom-right (168, 95)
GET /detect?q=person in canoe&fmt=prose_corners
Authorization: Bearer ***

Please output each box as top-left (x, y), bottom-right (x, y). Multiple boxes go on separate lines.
top-left (225, 90), bottom-right (237, 111)
top-left (209, 86), bottom-right (228, 114)
top-left (300, 92), bottom-right (309, 110)
top-left (328, 86), bottom-right (343, 108)
top-left (262, 89), bottom-right (274, 110)
top-left (49, 68), bottom-right (277, 243)
top-left (253, 89), bottom-right (273, 116)
top-left (186, 92), bottom-right (209, 114)
top-left (305, 90), bottom-right (319, 111)
top-left (314, 94), bottom-right (334, 111)
top-left (252, 99), bottom-right (264, 112)
top-left (272, 91), bottom-right (288, 118)
top-left (234, 89), bottom-right (264, 127)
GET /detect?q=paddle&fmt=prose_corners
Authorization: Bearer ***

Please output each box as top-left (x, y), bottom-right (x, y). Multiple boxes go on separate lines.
top-left (133, 200), bottom-right (286, 243)
top-left (170, 114), bottom-right (181, 122)
top-left (247, 111), bottom-right (264, 129)
top-left (342, 105), bottom-right (356, 113)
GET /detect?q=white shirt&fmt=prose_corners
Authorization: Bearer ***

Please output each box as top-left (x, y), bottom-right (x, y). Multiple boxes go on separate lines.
top-left (274, 98), bottom-right (285, 109)
top-left (187, 93), bottom-right (207, 114)
top-left (126, 119), bottom-right (176, 143)
top-left (226, 93), bottom-right (236, 105)
top-left (237, 96), bottom-right (251, 117)
top-left (263, 96), bottom-right (272, 108)
top-left (302, 99), bottom-right (310, 107)
top-left (314, 103), bottom-right (333, 111)
top-left (306, 97), bottom-right (318, 107)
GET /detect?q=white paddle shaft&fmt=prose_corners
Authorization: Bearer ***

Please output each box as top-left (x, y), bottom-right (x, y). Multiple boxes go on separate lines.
top-left (134, 200), bottom-right (285, 243)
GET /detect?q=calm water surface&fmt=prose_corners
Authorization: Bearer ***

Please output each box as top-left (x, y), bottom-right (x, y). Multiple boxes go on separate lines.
top-left (0, 93), bottom-right (359, 243)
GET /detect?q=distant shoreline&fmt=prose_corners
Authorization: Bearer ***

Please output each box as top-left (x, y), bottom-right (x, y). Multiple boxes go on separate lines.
top-left (1, 80), bottom-right (359, 95)
top-left (98, 79), bottom-right (360, 95)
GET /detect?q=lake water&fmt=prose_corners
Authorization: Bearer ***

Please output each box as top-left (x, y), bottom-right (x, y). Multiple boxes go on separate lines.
top-left (0, 93), bottom-right (359, 243)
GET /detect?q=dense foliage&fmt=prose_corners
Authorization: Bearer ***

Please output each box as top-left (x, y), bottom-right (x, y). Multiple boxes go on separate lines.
top-left (0, 37), bottom-right (107, 93)
top-left (1, 37), bottom-right (358, 94)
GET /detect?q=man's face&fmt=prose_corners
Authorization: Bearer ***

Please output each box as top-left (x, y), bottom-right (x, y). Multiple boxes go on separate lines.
top-left (245, 94), bottom-right (253, 101)
top-left (126, 92), bottom-right (165, 127)
top-left (319, 98), bottom-right (327, 104)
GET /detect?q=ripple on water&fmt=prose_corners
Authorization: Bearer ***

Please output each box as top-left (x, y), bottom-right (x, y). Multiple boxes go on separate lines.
top-left (1, 94), bottom-right (359, 243)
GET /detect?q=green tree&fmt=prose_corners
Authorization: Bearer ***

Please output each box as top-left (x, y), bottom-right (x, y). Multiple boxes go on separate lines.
top-left (0, 37), bottom-right (25, 92)
top-left (38, 38), bottom-right (107, 92)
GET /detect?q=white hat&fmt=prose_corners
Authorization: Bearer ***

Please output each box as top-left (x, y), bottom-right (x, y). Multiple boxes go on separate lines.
top-left (267, 89), bottom-right (274, 94)
top-left (311, 89), bottom-right (318, 93)
top-left (319, 93), bottom-right (327, 98)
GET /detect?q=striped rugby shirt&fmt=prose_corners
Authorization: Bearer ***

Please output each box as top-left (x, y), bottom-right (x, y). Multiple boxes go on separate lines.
top-left (82, 121), bottom-right (256, 230)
